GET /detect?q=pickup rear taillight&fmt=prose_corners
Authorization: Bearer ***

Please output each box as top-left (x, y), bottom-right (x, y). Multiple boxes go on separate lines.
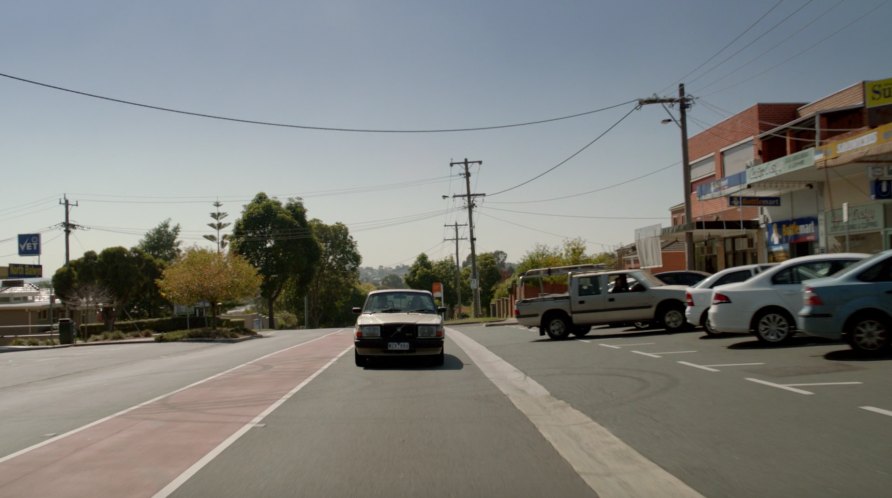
top-left (514, 307), bottom-right (519, 317)
top-left (685, 291), bottom-right (694, 307)
top-left (803, 287), bottom-right (824, 306)
top-left (712, 292), bottom-right (732, 305)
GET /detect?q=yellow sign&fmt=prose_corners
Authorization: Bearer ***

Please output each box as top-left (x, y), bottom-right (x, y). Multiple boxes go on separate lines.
top-left (866, 77), bottom-right (892, 108)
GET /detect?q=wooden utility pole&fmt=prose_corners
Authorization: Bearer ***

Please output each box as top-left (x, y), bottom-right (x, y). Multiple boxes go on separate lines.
top-left (638, 84), bottom-right (694, 270)
top-left (444, 222), bottom-right (467, 318)
top-left (450, 158), bottom-right (484, 317)
top-left (59, 194), bottom-right (79, 267)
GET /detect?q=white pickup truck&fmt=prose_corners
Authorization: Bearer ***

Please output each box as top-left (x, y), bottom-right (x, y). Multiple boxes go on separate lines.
top-left (513, 269), bottom-right (689, 340)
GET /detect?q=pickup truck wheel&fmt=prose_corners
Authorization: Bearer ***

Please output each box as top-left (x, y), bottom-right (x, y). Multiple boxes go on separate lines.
top-left (543, 315), bottom-right (571, 340)
top-left (572, 326), bottom-right (591, 337)
top-left (658, 303), bottom-right (686, 333)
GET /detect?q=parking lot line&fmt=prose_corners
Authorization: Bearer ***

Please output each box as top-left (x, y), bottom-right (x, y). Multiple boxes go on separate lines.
top-left (599, 342), bottom-right (655, 349)
top-left (678, 362), bottom-right (765, 373)
top-left (746, 378), bottom-right (814, 395)
top-left (632, 350), bottom-right (696, 358)
top-left (861, 406), bottom-right (892, 418)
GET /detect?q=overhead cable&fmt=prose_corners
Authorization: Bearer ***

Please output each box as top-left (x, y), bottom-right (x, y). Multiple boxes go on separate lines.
top-left (0, 71), bottom-right (636, 133)
top-left (487, 104), bottom-right (639, 197)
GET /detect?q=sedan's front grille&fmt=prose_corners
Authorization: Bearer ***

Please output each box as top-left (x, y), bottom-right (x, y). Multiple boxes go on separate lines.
top-left (381, 323), bottom-right (417, 339)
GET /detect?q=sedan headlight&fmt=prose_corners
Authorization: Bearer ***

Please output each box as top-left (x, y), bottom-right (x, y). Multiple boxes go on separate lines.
top-left (417, 324), bottom-right (443, 338)
top-left (358, 325), bottom-right (381, 338)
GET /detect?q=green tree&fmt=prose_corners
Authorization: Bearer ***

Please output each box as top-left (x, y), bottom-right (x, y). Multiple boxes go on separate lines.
top-left (137, 219), bottom-right (182, 264)
top-left (230, 193), bottom-right (321, 329)
top-left (51, 248), bottom-right (165, 329)
top-left (380, 274), bottom-right (405, 289)
top-left (203, 201), bottom-right (231, 253)
top-left (404, 253), bottom-right (437, 291)
top-left (301, 220), bottom-right (362, 328)
top-left (157, 248), bottom-right (261, 329)
top-left (475, 252), bottom-right (504, 311)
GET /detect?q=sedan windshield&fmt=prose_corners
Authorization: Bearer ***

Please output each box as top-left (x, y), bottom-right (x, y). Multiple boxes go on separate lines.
top-left (364, 293), bottom-right (437, 313)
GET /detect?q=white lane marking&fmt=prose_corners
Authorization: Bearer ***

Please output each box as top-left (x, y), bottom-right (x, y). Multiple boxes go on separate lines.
top-left (632, 350), bottom-right (696, 358)
top-left (154, 344), bottom-right (353, 498)
top-left (677, 361), bottom-right (719, 372)
top-left (449, 328), bottom-right (703, 498)
top-left (746, 378), bottom-right (813, 395)
top-left (599, 342), bottom-right (655, 349)
top-left (678, 362), bottom-right (764, 373)
top-left (0, 330), bottom-right (347, 465)
top-left (861, 406), bottom-right (892, 417)
top-left (632, 351), bottom-right (662, 358)
top-left (786, 382), bottom-right (862, 387)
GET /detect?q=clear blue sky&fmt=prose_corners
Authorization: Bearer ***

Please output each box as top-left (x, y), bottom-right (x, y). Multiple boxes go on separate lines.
top-left (2, 0), bottom-right (889, 277)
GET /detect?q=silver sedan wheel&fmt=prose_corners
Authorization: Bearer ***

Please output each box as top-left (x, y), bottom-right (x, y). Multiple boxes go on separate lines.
top-left (756, 312), bottom-right (791, 343)
top-left (849, 318), bottom-right (888, 352)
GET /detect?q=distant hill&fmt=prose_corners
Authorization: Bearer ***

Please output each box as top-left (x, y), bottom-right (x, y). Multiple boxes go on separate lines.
top-left (359, 265), bottom-right (410, 286)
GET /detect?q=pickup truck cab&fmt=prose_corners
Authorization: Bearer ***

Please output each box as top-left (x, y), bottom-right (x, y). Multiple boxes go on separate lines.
top-left (514, 269), bottom-right (688, 340)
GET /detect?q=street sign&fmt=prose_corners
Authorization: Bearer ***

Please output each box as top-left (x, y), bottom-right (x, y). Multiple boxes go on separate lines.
top-left (871, 179), bottom-right (892, 200)
top-left (18, 233), bottom-right (41, 256)
top-left (729, 196), bottom-right (781, 207)
top-left (8, 263), bottom-right (42, 278)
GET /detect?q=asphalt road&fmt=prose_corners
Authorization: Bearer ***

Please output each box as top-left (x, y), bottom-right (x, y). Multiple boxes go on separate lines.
top-left (0, 324), bottom-right (890, 497)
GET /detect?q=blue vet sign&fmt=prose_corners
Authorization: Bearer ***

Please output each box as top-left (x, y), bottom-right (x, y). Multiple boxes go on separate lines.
top-left (18, 233), bottom-right (41, 256)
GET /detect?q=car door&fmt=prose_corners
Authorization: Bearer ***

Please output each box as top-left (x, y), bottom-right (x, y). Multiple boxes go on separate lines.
top-left (603, 274), bottom-right (653, 323)
top-left (855, 256), bottom-right (892, 310)
top-left (771, 260), bottom-right (842, 313)
top-left (570, 275), bottom-right (608, 324)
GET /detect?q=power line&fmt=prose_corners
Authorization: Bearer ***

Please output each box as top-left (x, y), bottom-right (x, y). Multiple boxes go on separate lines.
top-left (481, 206), bottom-right (666, 220)
top-left (703, 1), bottom-right (888, 97)
top-left (686, 0), bottom-right (816, 87)
top-left (488, 161), bottom-right (678, 204)
top-left (697, 0), bottom-right (847, 93)
top-left (660, 0), bottom-right (786, 93)
top-left (487, 103), bottom-right (639, 197)
top-left (0, 71), bottom-right (636, 133)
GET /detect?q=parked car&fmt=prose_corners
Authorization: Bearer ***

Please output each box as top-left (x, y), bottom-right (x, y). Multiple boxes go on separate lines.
top-left (654, 270), bottom-right (711, 287)
top-left (352, 289), bottom-right (446, 366)
top-left (685, 263), bottom-right (776, 335)
top-left (708, 253), bottom-right (868, 344)
top-left (798, 249), bottom-right (892, 354)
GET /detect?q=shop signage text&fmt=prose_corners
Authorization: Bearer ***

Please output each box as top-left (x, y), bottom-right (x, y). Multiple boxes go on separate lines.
top-left (729, 196), bottom-right (781, 207)
top-left (8, 263), bottom-right (43, 278)
top-left (746, 149), bottom-right (815, 184)
top-left (767, 217), bottom-right (818, 246)
top-left (18, 233), bottom-right (41, 256)
top-left (866, 77), bottom-right (892, 109)
top-left (828, 203), bottom-right (884, 235)
top-left (696, 171), bottom-right (746, 200)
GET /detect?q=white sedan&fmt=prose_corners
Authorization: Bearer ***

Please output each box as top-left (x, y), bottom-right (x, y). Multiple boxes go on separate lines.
top-left (708, 253), bottom-right (867, 344)
top-left (685, 263), bottom-right (775, 335)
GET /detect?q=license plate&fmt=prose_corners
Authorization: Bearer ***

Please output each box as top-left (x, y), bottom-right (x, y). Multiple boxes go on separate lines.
top-left (387, 342), bottom-right (410, 351)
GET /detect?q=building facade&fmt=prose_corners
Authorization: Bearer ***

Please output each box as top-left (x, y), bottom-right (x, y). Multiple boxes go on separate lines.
top-left (667, 77), bottom-right (892, 269)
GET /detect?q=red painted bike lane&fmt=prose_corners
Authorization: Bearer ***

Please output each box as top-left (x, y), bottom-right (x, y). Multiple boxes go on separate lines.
top-left (0, 331), bottom-right (351, 498)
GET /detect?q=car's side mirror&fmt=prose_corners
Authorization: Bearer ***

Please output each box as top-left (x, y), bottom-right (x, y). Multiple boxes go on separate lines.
top-left (438, 307), bottom-right (447, 315)
top-left (352, 306), bottom-right (362, 314)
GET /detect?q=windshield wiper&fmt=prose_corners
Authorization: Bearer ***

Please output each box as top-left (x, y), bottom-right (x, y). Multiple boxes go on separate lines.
top-left (380, 307), bottom-right (401, 313)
